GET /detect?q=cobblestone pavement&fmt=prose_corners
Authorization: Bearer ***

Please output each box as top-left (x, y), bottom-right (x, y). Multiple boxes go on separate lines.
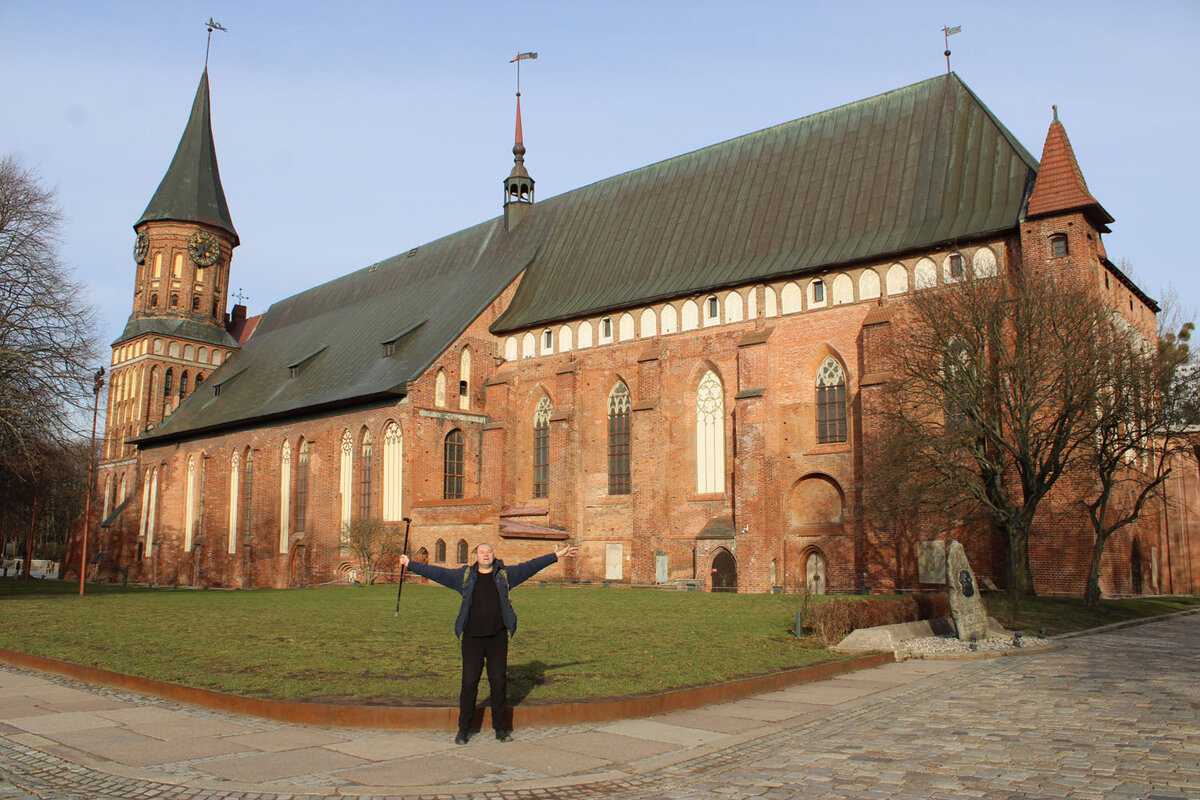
top-left (0, 614), bottom-right (1196, 799)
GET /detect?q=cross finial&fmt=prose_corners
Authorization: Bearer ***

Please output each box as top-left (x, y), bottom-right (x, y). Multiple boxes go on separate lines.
top-left (232, 288), bottom-right (249, 305)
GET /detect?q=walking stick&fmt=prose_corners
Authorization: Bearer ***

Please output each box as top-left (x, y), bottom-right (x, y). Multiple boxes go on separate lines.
top-left (395, 517), bottom-right (412, 616)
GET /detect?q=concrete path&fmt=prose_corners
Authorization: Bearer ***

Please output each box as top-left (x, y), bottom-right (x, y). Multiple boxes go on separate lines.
top-left (0, 614), bottom-right (1196, 799)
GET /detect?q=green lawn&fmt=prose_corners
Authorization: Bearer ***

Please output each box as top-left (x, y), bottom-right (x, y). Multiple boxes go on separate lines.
top-left (0, 580), bottom-right (837, 703)
top-left (1, 579), bottom-right (1194, 704)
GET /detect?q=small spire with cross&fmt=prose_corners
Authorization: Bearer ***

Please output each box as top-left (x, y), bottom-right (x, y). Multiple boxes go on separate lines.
top-left (232, 288), bottom-right (249, 305)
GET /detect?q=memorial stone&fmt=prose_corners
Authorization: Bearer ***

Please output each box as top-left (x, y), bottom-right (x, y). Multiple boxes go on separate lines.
top-left (947, 540), bottom-right (989, 642)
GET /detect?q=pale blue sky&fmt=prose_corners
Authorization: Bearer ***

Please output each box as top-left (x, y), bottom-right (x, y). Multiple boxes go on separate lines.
top-left (3, 0), bottom-right (1198, 352)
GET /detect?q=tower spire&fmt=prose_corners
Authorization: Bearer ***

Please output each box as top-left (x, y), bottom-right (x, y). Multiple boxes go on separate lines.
top-left (503, 53), bottom-right (537, 230)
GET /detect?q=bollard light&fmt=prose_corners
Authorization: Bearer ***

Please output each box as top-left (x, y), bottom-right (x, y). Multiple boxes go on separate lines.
top-left (1013, 631), bottom-right (1023, 648)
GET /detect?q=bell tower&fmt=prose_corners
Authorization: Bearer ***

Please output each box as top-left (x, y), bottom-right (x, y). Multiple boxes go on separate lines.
top-left (503, 92), bottom-right (536, 231)
top-left (102, 69), bottom-right (241, 477)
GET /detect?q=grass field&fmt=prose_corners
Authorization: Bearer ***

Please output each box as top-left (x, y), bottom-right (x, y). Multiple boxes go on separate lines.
top-left (0, 578), bottom-right (1194, 704)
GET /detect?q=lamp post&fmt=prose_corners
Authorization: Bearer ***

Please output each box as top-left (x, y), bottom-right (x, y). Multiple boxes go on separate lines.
top-left (79, 367), bottom-right (105, 596)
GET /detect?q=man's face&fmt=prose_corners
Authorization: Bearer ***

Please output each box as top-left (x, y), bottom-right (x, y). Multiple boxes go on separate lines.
top-left (475, 544), bottom-right (495, 569)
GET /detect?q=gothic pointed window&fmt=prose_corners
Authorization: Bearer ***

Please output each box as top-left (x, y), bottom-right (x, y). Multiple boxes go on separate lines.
top-left (459, 349), bottom-right (471, 410)
top-left (435, 369), bottom-right (447, 407)
top-left (295, 439), bottom-right (309, 532)
top-left (228, 450), bottom-right (240, 554)
top-left (179, 371), bottom-right (189, 397)
top-left (383, 422), bottom-right (403, 522)
top-left (696, 371), bottom-right (725, 493)
top-left (607, 382), bottom-right (631, 495)
top-left (444, 429), bottom-right (464, 499)
top-left (359, 430), bottom-right (373, 519)
top-left (241, 449), bottom-right (254, 547)
top-left (185, 455), bottom-right (197, 551)
top-left (163, 368), bottom-right (174, 397)
top-left (457, 539), bottom-right (469, 564)
top-left (339, 430), bottom-right (353, 547)
top-left (279, 440), bottom-right (291, 554)
top-left (816, 358), bottom-right (847, 443)
top-left (435, 539), bottom-right (446, 562)
top-left (533, 396), bottom-right (552, 498)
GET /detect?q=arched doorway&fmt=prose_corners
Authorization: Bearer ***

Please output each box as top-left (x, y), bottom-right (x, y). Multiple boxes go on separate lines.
top-left (289, 544), bottom-right (307, 587)
top-left (711, 549), bottom-right (737, 592)
top-left (805, 550), bottom-right (827, 594)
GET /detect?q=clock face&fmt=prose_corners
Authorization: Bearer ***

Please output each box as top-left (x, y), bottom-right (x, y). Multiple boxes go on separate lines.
top-left (133, 232), bottom-right (149, 264)
top-left (187, 231), bottom-right (220, 267)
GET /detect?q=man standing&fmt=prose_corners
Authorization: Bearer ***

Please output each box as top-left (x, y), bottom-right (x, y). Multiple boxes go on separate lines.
top-left (399, 542), bottom-right (577, 744)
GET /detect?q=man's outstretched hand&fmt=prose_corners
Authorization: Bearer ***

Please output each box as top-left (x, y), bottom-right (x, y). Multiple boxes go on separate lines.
top-left (399, 554), bottom-right (410, 567)
top-left (555, 544), bottom-right (579, 560)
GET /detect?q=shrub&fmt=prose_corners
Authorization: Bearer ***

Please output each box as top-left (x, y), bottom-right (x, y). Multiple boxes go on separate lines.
top-left (807, 593), bottom-right (949, 645)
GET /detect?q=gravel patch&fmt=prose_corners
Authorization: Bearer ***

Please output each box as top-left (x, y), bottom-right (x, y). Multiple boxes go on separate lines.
top-left (903, 633), bottom-right (1051, 656)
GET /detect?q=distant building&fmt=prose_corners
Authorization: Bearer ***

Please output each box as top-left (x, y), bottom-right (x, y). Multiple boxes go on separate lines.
top-left (66, 70), bottom-right (1200, 595)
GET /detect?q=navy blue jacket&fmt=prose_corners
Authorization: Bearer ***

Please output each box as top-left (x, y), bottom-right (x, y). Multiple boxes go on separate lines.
top-left (405, 552), bottom-right (558, 638)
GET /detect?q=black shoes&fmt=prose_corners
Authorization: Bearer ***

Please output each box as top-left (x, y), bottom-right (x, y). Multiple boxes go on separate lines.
top-left (495, 729), bottom-right (513, 742)
top-left (454, 730), bottom-right (469, 745)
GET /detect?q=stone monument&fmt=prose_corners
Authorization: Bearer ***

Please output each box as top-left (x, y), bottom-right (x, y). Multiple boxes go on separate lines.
top-left (947, 540), bottom-right (989, 642)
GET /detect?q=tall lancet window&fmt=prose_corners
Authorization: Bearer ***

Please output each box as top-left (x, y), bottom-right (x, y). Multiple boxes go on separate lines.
top-left (816, 357), bottom-right (848, 444)
top-left (533, 396), bottom-right (552, 499)
top-left (696, 370), bottom-right (725, 494)
top-left (184, 455), bottom-right (196, 551)
top-left (459, 349), bottom-right (471, 410)
top-left (383, 422), bottom-right (403, 522)
top-left (435, 369), bottom-right (447, 408)
top-left (139, 469), bottom-right (152, 553)
top-left (241, 449), bottom-right (254, 549)
top-left (295, 440), bottom-right (309, 532)
top-left (444, 430), bottom-right (464, 500)
top-left (339, 430), bottom-right (353, 549)
top-left (147, 468), bottom-right (159, 556)
top-left (279, 441), bottom-right (291, 555)
top-left (228, 450), bottom-right (240, 554)
top-left (359, 430), bottom-right (373, 520)
top-left (608, 383), bottom-right (631, 495)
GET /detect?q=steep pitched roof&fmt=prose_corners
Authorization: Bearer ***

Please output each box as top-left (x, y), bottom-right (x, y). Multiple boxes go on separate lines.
top-left (492, 72), bottom-right (1038, 333)
top-left (138, 218), bottom-right (539, 444)
top-left (137, 73), bottom-right (1041, 445)
top-left (135, 70), bottom-right (239, 244)
top-left (1025, 114), bottom-right (1113, 228)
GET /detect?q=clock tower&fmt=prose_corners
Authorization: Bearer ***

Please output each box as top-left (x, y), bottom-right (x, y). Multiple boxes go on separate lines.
top-left (101, 69), bottom-right (241, 490)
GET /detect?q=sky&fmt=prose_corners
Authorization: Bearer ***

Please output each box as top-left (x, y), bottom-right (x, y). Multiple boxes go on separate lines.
top-left (3, 0), bottom-right (1199, 357)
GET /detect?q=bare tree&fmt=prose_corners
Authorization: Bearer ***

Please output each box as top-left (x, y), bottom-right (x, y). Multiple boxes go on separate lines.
top-left (341, 518), bottom-right (403, 585)
top-left (1078, 311), bottom-right (1197, 608)
top-left (881, 270), bottom-right (1109, 597)
top-left (0, 156), bottom-right (98, 483)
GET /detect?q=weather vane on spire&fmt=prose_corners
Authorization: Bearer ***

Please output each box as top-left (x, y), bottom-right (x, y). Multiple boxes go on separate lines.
top-left (205, 17), bottom-right (228, 69)
top-left (942, 25), bottom-right (961, 74)
top-left (509, 51), bottom-right (537, 97)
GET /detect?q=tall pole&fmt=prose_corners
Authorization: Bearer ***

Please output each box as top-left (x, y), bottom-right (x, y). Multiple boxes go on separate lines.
top-left (79, 367), bottom-right (105, 596)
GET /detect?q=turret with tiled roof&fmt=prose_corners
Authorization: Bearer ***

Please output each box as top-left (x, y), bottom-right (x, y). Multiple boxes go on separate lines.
top-left (1025, 105), bottom-right (1113, 231)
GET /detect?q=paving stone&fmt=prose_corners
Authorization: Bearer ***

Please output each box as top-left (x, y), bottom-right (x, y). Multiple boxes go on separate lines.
top-left (224, 727), bottom-right (350, 752)
top-left (193, 745), bottom-right (364, 782)
top-left (332, 753), bottom-right (494, 786)
top-left (321, 732), bottom-right (454, 761)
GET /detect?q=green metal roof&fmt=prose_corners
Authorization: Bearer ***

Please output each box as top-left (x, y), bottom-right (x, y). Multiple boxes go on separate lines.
top-left (137, 73), bottom-right (1040, 445)
top-left (135, 70), bottom-right (239, 244)
top-left (112, 316), bottom-right (239, 349)
top-left (491, 73), bottom-right (1037, 333)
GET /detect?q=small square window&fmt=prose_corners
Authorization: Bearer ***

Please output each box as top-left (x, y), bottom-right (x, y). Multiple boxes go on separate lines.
top-left (543, 329), bottom-right (553, 349)
top-left (459, 379), bottom-right (468, 396)
top-left (383, 341), bottom-right (395, 357)
top-left (812, 280), bottom-right (825, 304)
top-left (1050, 235), bottom-right (1069, 258)
top-left (602, 317), bottom-right (612, 338)
top-left (289, 366), bottom-right (298, 379)
top-left (706, 296), bottom-right (719, 318)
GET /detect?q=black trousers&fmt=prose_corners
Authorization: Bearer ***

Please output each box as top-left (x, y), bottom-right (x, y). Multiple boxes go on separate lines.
top-left (459, 629), bottom-right (508, 732)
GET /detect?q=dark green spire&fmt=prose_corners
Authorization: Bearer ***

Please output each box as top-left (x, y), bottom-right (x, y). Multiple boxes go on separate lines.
top-left (135, 70), bottom-right (239, 244)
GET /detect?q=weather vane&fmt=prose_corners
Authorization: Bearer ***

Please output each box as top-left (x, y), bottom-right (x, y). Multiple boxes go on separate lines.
top-left (510, 51), bottom-right (537, 96)
top-left (942, 25), bottom-right (961, 74)
top-left (205, 17), bottom-right (228, 69)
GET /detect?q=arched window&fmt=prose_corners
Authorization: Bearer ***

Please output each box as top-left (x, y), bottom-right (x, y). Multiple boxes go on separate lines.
top-left (608, 383), bottom-right (631, 495)
top-left (195, 373), bottom-right (204, 386)
top-left (150, 294), bottom-right (159, 307)
top-left (435, 369), bottom-right (446, 407)
top-left (170, 294), bottom-right (178, 308)
top-left (1049, 233), bottom-right (1069, 258)
top-left (339, 430), bottom-right (353, 547)
top-left (179, 371), bottom-right (189, 397)
top-left (435, 539), bottom-right (447, 562)
top-left (944, 336), bottom-right (974, 430)
top-left (459, 349), bottom-right (471, 410)
top-left (191, 296), bottom-right (200, 311)
top-left (456, 539), bottom-right (469, 564)
top-left (383, 422), bottom-right (403, 522)
top-left (279, 441), bottom-right (291, 554)
top-left (228, 450), bottom-right (240, 554)
top-left (185, 454), bottom-right (197, 551)
top-left (696, 371), bottom-right (724, 493)
top-left (533, 396), bottom-right (552, 498)
top-left (444, 429), bottom-right (464, 499)
top-left (359, 430), bottom-right (373, 519)
top-left (705, 295), bottom-right (719, 321)
top-left (810, 279), bottom-right (826, 305)
top-left (295, 440), bottom-right (309, 532)
top-left (241, 449), bottom-right (254, 548)
top-left (816, 358), bottom-right (847, 443)
top-left (163, 368), bottom-right (174, 397)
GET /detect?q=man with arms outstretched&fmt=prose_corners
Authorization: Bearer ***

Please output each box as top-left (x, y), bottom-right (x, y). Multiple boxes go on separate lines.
top-left (399, 542), bottom-right (577, 744)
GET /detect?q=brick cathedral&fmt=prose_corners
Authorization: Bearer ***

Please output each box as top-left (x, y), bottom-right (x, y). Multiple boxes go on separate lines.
top-left (64, 69), bottom-right (1200, 596)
